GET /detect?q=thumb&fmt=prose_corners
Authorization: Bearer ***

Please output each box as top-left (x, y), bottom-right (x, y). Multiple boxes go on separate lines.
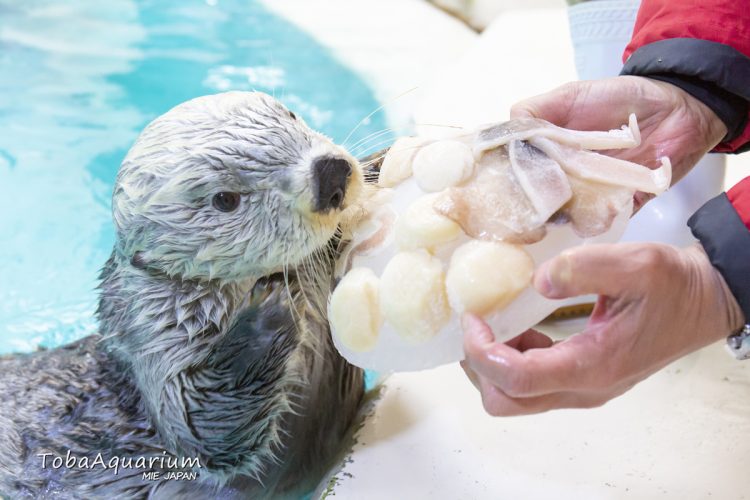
top-left (510, 82), bottom-right (581, 124)
top-left (509, 99), bottom-right (536, 119)
top-left (509, 95), bottom-right (550, 120)
top-left (534, 244), bottom-right (646, 299)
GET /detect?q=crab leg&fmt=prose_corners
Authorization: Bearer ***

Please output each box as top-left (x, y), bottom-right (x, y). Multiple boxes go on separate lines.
top-left (529, 136), bottom-right (671, 194)
top-left (474, 113), bottom-right (641, 156)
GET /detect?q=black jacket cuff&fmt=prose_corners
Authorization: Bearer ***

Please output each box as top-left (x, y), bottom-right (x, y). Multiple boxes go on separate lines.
top-left (688, 193), bottom-right (750, 324)
top-left (644, 74), bottom-right (747, 143)
top-left (621, 38), bottom-right (750, 148)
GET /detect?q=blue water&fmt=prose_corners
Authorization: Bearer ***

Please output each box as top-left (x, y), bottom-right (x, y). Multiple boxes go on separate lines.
top-left (0, 0), bottom-right (391, 353)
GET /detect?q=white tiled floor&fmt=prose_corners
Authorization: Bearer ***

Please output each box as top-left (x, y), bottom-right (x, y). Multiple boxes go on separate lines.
top-left (332, 344), bottom-right (750, 500)
top-left (260, 2), bottom-right (750, 498)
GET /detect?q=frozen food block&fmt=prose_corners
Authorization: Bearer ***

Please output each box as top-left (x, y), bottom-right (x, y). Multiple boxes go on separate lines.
top-left (446, 240), bottom-right (534, 315)
top-left (474, 113), bottom-right (641, 155)
top-left (379, 250), bottom-right (450, 343)
top-left (395, 193), bottom-right (463, 251)
top-left (508, 139), bottom-right (572, 221)
top-left (329, 268), bottom-right (383, 352)
top-left (412, 140), bottom-right (475, 192)
top-left (434, 148), bottom-right (547, 244)
top-left (378, 136), bottom-right (427, 187)
top-left (330, 114), bottom-right (672, 373)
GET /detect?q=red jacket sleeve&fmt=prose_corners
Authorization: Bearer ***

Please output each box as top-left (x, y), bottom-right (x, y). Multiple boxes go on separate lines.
top-left (622, 0), bottom-right (750, 153)
top-left (728, 177), bottom-right (750, 231)
top-left (627, 1), bottom-right (750, 324)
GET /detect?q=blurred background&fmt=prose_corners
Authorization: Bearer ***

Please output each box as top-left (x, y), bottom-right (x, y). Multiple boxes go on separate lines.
top-left (0, 0), bottom-right (392, 353)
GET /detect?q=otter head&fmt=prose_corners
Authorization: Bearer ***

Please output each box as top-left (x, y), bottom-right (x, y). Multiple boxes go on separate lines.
top-left (112, 91), bottom-right (363, 281)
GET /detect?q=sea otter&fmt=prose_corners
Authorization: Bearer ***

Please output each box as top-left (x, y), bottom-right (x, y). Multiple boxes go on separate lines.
top-left (0, 92), bottom-right (367, 499)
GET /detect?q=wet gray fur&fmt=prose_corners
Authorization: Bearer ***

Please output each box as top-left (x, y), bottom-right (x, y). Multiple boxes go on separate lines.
top-left (0, 92), bottom-right (364, 499)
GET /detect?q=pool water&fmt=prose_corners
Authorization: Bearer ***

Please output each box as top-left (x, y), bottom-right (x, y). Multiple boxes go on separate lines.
top-left (0, 0), bottom-right (391, 353)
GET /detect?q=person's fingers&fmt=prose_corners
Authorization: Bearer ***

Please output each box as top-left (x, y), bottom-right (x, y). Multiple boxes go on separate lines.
top-left (462, 315), bottom-right (553, 352)
top-left (460, 360), bottom-right (481, 390)
top-left (461, 318), bottom-right (555, 394)
top-left (510, 83), bottom-right (578, 124)
top-left (461, 313), bottom-right (495, 343)
top-left (464, 318), bottom-right (610, 398)
top-left (632, 191), bottom-right (656, 213)
top-left (475, 376), bottom-right (606, 416)
top-left (533, 243), bottom-right (670, 299)
top-left (512, 77), bottom-right (662, 132)
top-left (463, 244), bottom-right (678, 401)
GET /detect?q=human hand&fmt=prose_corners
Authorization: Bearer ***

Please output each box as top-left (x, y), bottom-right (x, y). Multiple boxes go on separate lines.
top-left (511, 76), bottom-right (727, 209)
top-left (461, 243), bottom-right (744, 416)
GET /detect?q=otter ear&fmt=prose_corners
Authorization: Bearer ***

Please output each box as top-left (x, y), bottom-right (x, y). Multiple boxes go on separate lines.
top-left (130, 251), bottom-right (149, 270)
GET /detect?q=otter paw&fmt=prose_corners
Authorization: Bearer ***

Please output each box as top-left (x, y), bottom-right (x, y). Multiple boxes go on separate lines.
top-left (378, 137), bottom-right (427, 187)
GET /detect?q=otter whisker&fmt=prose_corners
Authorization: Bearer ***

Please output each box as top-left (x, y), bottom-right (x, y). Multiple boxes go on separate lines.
top-left (351, 135), bottom-right (402, 160)
top-left (346, 127), bottom-right (394, 155)
top-left (412, 121), bottom-right (466, 130)
top-left (360, 152), bottom-right (387, 166)
top-left (342, 86), bottom-right (418, 148)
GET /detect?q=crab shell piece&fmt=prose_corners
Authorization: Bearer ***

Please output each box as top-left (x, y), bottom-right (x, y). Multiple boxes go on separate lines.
top-left (433, 147), bottom-right (549, 244)
top-left (508, 139), bottom-right (572, 222)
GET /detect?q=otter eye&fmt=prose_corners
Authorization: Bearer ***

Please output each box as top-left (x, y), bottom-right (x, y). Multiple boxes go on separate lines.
top-left (212, 192), bottom-right (241, 212)
top-left (288, 111), bottom-right (297, 120)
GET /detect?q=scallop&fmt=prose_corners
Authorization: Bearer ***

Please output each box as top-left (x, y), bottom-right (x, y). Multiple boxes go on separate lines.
top-left (412, 140), bottom-right (475, 192)
top-left (446, 240), bottom-right (534, 315)
top-left (395, 193), bottom-right (462, 251)
top-left (330, 267), bottom-right (383, 352)
top-left (379, 250), bottom-right (450, 344)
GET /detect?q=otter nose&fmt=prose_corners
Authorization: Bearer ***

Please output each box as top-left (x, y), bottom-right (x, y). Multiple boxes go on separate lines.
top-left (312, 157), bottom-right (352, 212)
